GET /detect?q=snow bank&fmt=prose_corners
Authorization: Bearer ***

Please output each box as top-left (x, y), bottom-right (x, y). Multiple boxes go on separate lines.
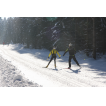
top-left (0, 54), bottom-right (42, 87)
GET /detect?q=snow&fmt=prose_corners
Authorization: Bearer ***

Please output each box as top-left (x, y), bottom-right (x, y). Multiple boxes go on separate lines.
top-left (0, 53), bottom-right (41, 87)
top-left (0, 44), bottom-right (106, 87)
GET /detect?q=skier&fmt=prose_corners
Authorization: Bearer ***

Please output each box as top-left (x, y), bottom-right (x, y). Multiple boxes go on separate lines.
top-left (46, 46), bottom-right (61, 68)
top-left (7, 42), bottom-right (9, 46)
top-left (3, 42), bottom-right (5, 46)
top-left (63, 43), bottom-right (81, 69)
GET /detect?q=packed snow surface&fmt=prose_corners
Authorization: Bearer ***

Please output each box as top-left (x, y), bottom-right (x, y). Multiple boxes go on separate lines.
top-left (0, 44), bottom-right (106, 87)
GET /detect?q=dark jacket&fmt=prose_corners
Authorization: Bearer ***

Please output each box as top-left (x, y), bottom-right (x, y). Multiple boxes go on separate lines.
top-left (63, 46), bottom-right (76, 56)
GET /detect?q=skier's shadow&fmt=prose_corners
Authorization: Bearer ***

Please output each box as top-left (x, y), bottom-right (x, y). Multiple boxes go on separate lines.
top-left (67, 68), bottom-right (81, 74)
top-left (52, 68), bottom-right (62, 71)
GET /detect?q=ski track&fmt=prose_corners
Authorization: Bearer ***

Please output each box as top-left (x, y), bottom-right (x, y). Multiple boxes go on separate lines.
top-left (0, 45), bottom-right (106, 87)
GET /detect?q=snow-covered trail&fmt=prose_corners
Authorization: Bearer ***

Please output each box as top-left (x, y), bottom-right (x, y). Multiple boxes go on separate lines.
top-left (0, 44), bottom-right (106, 87)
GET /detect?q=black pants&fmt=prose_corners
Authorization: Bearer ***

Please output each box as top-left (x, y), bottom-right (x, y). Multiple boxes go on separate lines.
top-left (48, 56), bottom-right (56, 66)
top-left (69, 55), bottom-right (80, 67)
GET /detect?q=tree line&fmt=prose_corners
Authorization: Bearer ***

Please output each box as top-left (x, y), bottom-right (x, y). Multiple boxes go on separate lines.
top-left (0, 17), bottom-right (106, 59)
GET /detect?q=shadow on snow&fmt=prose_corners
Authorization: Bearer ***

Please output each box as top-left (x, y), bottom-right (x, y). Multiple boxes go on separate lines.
top-left (10, 44), bottom-right (106, 77)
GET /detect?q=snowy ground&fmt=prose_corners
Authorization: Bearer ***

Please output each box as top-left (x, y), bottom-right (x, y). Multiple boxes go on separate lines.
top-left (0, 44), bottom-right (106, 87)
top-left (0, 52), bottom-right (42, 87)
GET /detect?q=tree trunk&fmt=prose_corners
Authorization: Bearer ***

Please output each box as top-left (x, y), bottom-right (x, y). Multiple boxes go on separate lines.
top-left (93, 18), bottom-right (96, 59)
top-left (103, 33), bottom-right (105, 55)
top-left (27, 37), bottom-right (29, 48)
top-left (86, 17), bottom-right (89, 56)
top-left (75, 18), bottom-right (76, 48)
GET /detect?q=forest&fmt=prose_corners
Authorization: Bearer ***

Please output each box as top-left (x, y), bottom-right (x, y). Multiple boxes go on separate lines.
top-left (0, 17), bottom-right (106, 59)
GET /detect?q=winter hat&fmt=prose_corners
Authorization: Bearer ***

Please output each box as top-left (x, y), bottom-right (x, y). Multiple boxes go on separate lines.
top-left (53, 46), bottom-right (56, 49)
top-left (69, 43), bottom-right (72, 46)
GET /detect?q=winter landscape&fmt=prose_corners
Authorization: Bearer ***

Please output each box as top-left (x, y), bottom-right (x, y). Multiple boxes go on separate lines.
top-left (0, 43), bottom-right (106, 87)
top-left (0, 17), bottom-right (106, 87)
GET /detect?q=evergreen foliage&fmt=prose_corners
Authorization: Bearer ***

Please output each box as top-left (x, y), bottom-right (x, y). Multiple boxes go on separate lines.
top-left (0, 17), bottom-right (106, 59)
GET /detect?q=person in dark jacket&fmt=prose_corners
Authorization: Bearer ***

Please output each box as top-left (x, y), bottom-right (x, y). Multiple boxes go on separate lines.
top-left (46, 47), bottom-right (61, 68)
top-left (63, 43), bottom-right (81, 69)
top-left (3, 42), bottom-right (5, 46)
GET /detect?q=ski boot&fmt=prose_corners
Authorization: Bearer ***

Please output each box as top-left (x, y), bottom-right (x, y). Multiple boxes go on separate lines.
top-left (46, 65), bottom-right (48, 68)
top-left (78, 65), bottom-right (81, 69)
top-left (55, 64), bottom-right (56, 69)
top-left (78, 65), bottom-right (81, 68)
top-left (68, 67), bottom-right (71, 69)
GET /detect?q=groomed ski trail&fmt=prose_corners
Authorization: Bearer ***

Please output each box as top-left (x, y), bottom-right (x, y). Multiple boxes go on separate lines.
top-left (0, 45), bottom-right (106, 87)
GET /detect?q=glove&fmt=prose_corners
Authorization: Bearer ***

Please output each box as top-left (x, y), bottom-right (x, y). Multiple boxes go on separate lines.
top-left (63, 52), bottom-right (65, 56)
top-left (59, 55), bottom-right (61, 58)
top-left (47, 57), bottom-right (49, 60)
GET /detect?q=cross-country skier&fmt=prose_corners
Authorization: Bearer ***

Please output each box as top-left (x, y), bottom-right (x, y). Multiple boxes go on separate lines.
top-left (3, 42), bottom-right (5, 46)
top-left (63, 43), bottom-right (81, 69)
top-left (46, 47), bottom-right (61, 68)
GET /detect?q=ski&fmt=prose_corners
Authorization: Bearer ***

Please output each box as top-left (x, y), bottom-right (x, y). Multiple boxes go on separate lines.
top-left (42, 67), bottom-right (47, 68)
top-left (63, 68), bottom-right (71, 69)
top-left (42, 67), bottom-right (58, 71)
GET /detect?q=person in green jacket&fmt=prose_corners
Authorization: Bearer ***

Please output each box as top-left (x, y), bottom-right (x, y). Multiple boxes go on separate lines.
top-left (46, 47), bottom-right (61, 68)
top-left (63, 43), bottom-right (81, 69)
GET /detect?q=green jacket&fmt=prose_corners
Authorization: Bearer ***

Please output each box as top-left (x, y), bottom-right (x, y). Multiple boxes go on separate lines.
top-left (63, 46), bottom-right (76, 56)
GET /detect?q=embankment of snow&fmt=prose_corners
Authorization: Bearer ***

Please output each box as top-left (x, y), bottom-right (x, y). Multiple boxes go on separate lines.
top-left (0, 54), bottom-right (42, 87)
